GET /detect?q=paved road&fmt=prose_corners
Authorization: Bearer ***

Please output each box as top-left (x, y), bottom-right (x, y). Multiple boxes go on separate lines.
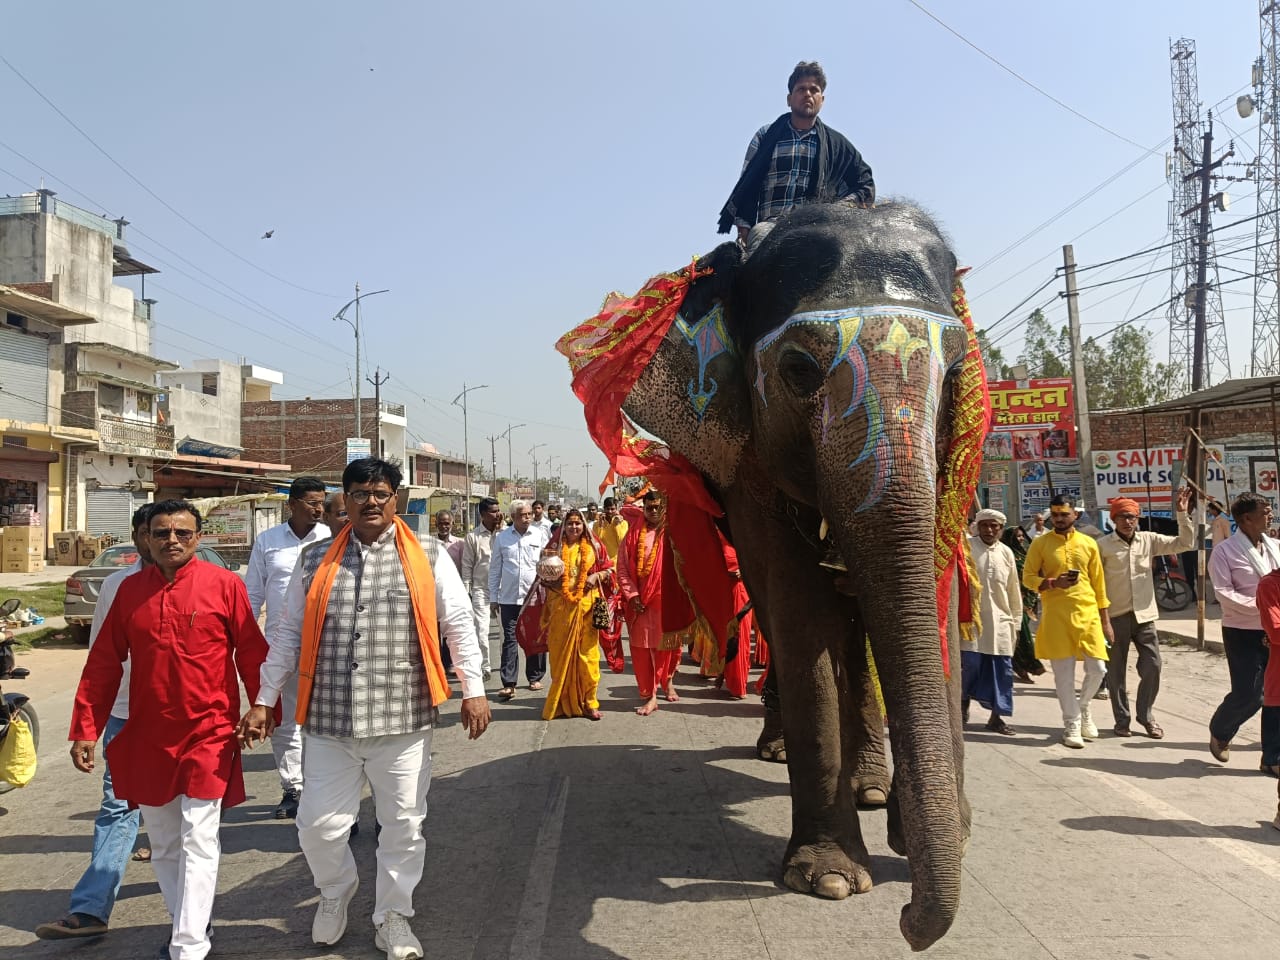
top-left (2, 629), bottom-right (1278, 960)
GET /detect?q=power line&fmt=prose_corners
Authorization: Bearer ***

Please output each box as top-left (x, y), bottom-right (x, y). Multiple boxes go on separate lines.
top-left (904, 0), bottom-right (1153, 152)
top-left (0, 52), bottom-right (339, 300)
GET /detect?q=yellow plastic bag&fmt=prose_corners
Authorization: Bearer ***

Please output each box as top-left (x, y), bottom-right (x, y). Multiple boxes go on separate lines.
top-left (0, 715), bottom-right (37, 787)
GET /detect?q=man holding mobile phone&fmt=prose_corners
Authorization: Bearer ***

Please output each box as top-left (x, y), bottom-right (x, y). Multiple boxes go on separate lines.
top-left (1022, 494), bottom-right (1113, 749)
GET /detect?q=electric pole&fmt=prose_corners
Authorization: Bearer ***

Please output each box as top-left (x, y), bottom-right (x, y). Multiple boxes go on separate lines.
top-left (1182, 114), bottom-right (1233, 391)
top-left (582, 461), bottom-right (592, 500)
top-left (451, 383), bottom-right (489, 518)
top-left (366, 367), bottom-right (390, 460)
top-left (1062, 245), bottom-right (1097, 513)
top-left (486, 434), bottom-right (501, 497)
top-left (333, 284), bottom-right (389, 439)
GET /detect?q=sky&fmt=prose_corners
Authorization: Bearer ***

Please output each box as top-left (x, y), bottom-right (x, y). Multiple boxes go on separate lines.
top-left (0, 1), bottom-right (1271, 493)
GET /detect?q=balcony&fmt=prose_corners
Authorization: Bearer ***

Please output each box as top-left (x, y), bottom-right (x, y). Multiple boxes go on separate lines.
top-left (97, 414), bottom-right (174, 457)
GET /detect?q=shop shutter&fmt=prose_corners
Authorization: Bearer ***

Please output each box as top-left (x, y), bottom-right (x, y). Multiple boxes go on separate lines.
top-left (0, 327), bottom-right (49, 423)
top-left (85, 489), bottom-right (139, 540)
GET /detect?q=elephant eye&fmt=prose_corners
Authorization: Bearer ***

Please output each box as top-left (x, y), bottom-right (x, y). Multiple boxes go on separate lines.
top-left (778, 347), bottom-right (823, 397)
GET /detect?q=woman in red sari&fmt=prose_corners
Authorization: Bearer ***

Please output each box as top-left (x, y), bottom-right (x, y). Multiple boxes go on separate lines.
top-left (525, 508), bottom-right (614, 721)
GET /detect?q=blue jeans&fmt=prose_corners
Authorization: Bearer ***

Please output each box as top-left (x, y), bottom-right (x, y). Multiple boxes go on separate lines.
top-left (68, 715), bottom-right (140, 923)
top-left (499, 603), bottom-right (546, 688)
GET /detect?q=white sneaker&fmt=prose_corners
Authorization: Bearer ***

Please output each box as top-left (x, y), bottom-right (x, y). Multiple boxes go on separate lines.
top-left (375, 911), bottom-right (423, 960)
top-left (312, 878), bottom-right (358, 945)
top-left (1062, 719), bottom-right (1085, 749)
top-left (1079, 708), bottom-right (1099, 741)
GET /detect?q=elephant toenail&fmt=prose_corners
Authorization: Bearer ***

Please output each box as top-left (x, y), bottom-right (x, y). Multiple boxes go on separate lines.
top-left (814, 873), bottom-right (852, 899)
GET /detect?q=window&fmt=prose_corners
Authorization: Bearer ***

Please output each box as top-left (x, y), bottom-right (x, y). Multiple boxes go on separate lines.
top-left (98, 382), bottom-right (124, 413)
top-left (201, 373), bottom-right (218, 396)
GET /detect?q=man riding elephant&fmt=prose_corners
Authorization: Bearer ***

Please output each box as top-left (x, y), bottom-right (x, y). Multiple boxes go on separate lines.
top-left (557, 198), bottom-right (989, 951)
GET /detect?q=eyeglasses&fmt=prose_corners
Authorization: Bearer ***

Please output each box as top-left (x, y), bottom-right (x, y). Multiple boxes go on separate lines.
top-left (151, 527), bottom-right (196, 542)
top-left (1115, 513), bottom-right (1139, 522)
top-left (346, 489), bottom-right (394, 505)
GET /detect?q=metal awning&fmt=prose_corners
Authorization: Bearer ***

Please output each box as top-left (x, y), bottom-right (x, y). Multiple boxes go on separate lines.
top-left (78, 341), bottom-right (178, 371)
top-left (1098, 375), bottom-right (1280, 416)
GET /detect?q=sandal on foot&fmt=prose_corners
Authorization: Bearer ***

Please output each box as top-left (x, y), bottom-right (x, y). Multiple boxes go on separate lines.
top-left (529, 681), bottom-right (543, 691)
top-left (498, 687), bottom-right (516, 701)
top-left (1140, 721), bottom-right (1164, 740)
top-left (35, 914), bottom-right (108, 940)
top-left (985, 718), bottom-right (1016, 736)
top-left (1113, 725), bottom-right (1132, 738)
top-left (132, 847), bottom-right (152, 862)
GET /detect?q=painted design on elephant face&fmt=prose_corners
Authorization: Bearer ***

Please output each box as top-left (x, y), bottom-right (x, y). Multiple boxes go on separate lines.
top-left (674, 304), bottom-right (732, 420)
top-left (753, 305), bottom-right (963, 513)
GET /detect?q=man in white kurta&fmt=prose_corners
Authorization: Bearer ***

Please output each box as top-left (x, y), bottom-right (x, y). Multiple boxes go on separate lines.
top-left (962, 509), bottom-right (1023, 735)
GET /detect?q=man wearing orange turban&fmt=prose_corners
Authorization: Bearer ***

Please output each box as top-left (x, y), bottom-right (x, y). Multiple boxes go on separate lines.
top-left (1096, 487), bottom-right (1194, 738)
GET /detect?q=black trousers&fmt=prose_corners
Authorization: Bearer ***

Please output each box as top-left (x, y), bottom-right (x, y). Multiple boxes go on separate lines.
top-left (1209, 627), bottom-right (1268, 744)
top-left (498, 602), bottom-right (546, 688)
top-left (1107, 612), bottom-right (1162, 728)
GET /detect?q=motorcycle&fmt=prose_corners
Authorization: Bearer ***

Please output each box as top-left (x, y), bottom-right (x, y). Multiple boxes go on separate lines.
top-left (0, 597), bottom-right (39, 793)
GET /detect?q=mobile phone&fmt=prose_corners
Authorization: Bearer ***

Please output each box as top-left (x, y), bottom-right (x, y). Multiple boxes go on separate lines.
top-left (1066, 568), bottom-right (1081, 580)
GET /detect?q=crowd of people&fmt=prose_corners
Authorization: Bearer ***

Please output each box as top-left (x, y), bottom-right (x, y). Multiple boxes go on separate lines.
top-left (29, 54), bottom-right (1280, 960)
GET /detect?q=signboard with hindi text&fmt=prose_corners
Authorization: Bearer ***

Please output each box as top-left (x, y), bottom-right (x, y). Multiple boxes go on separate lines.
top-left (984, 377), bottom-right (1075, 461)
top-left (1093, 445), bottom-right (1225, 514)
top-left (1017, 459), bottom-right (1081, 520)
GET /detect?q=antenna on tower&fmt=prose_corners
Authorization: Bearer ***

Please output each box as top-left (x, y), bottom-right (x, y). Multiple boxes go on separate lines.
top-left (1250, 2), bottom-right (1280, 375)
top-left (1167, 38), bottom-right (1232, 392)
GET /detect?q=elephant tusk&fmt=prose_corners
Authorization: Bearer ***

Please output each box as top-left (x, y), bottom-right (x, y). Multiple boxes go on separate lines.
top-left (818, 517), bottom-right (829, 542)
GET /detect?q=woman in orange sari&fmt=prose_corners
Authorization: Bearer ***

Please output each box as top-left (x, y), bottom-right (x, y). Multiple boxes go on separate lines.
top-left (533, 508), bottom-right (614, 721)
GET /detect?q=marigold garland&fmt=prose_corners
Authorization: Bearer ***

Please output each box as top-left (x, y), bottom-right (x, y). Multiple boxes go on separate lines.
top-left (559, 539), bottom-right (593, 604)
top-left (636, 528), bottom-right (658, 580)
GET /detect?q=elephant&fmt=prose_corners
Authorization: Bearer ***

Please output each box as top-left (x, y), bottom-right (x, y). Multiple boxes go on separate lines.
top-left (596, 201), bottom-right (985, 951)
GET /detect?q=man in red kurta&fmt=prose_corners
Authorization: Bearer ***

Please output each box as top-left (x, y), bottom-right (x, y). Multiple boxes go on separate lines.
top-left (720, 540), bottom-right (753, 700)
top-left (70, 499), bottom-right (269, 960)
top-left (617, 490), bottom-right (679, 715)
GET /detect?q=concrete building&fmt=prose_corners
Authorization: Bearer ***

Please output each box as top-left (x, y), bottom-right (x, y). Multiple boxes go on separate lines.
top-left (0, 187), bottom-right (179, 543)
top-left (241, 396), bottom-right (406, 483)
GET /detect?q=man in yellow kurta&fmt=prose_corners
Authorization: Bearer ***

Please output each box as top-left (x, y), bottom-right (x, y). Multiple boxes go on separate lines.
top-left (1022, 494), bottom-right (1113, 749)
top-left (592, 496), bottom-right (629, 562)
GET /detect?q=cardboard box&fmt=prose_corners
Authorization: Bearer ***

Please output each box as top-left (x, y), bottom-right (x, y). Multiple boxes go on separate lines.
top-left (53, 531), bottom-right (82, 562)
top-left (3, 540), bottom-right (42, 558)
top-left (2, 525), bottom-right (44, 546)
top-left (3, 556), bottom-right (45, 573)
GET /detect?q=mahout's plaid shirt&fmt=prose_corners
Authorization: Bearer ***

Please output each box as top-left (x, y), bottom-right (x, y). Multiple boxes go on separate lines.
top-left (258, 524), bottom-right (481, 739)
top-left (736, 122), bottom-right (821, 228)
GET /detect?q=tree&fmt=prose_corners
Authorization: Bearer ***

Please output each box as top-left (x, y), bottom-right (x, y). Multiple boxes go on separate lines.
top-left (1079, 327), bottom-right (1179, 410)
top-left (1016, 309), bottom-right (1070, 378)
top-left (974, 328), bottom-right (1011, 380)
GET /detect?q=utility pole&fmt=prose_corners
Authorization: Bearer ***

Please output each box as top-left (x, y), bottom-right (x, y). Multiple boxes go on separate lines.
top-left (1182, 115), bottom-right (1233, 391)
top-left (486, 434), bottom-right (501, 497)
top-left (582, 461), bottom-right (592, 500)
top-left (366, 367), bottom-right (390, 460)
top-left (529, 443), bottom-right (545, 501)
top-left (501, 423), bottom-right (526, 485)
top-left (1062, 245), bottom-right (1097, 513)
top-left (451, 383), bottom-right (489, 519)
top-left (333, 284), bottom-right (389, 440)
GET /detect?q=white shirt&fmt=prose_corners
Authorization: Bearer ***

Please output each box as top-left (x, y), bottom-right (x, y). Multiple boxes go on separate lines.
top-left (245, 520), bottom-right (331, 644)
top-left (258, 531), bottom-right (484, 704)
top-left (965, 537), bottom-right (1023, 657)
top-left (90, 559), bottom-right (143, 720)
top-left (532, 517), bottom-right (552, 536)
top-left (1097, 511), bottom-right (1195, 623)
top-left (488, 523), bottom-right (549, 605)
top-left (460, 523), bottom-right (500, 595)
top-left (1209, 529), bottom-right (1280, 630)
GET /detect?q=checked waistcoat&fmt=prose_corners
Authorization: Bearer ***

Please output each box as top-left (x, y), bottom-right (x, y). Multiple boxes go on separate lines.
top-left (295, 526), bottom-right (443, 739)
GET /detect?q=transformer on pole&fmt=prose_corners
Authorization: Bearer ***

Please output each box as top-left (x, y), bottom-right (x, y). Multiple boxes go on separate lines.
top-left (1167, 38), bottom-right (1232, 392)
top-left (1252, 2), bottom-right (1280, 375)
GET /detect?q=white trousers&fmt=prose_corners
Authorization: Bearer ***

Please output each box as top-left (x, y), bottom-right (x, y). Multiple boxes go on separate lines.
top-left (297, 730), bottom-right (433, 925)
top-left (271, 671), bottom-right (303, 792)
top-left (470, 587), bottom-right (492, 670)
top-left (1050, 655), bottom-right (1107, 723)
top-left (139, 795), bottom-right (222, 960)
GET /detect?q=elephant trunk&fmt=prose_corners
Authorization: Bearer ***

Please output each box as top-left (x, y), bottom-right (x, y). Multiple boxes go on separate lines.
top-left (842, 514), bottom-right (961, 951)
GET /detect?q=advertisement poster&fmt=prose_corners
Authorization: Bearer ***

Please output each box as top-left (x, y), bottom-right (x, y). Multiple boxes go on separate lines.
top-left (1017, 459), bottom-right (1081, 520)
top-left (985, 378), bottom-right (1075, 461)
top-left (1223, 449), bottom-right (1280, 512)
top-left (985, 483), bottom-right (1008, 514)
top-left (345, 437), bottom-right (371, 465)
top-left (201, 502), bottom-right (253, 547)
top-left (1093, 445), bottom-right (1224, 512)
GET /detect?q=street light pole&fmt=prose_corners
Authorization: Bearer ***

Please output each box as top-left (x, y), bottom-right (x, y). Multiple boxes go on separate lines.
top-left (451, 383), bottom-right (489, 520)
top-left (529, 443), bottom-right (545, 501)
top-left (582, 461), bottom-right (592, 500)
top-left (501, 423), bottom-right (526, 484)
top-left (333, 284), bottom-right (389, 440)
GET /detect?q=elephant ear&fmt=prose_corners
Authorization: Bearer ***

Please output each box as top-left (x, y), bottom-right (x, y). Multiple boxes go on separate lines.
top-left (556, 243), bottom-right (750, 502)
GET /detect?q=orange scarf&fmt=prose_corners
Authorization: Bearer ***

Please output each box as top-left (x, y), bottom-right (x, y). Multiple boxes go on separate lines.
top-left (295, 515), bottom-right (451, 724)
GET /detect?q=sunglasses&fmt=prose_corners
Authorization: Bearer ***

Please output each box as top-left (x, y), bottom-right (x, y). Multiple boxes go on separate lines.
top-left (151, 528), bottom-right (196, 542)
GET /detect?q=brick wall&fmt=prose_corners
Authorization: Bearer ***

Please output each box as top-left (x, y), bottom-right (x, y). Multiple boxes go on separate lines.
top-left (241, 398), bottom-right (380, 481)
top-left (1092, 406), bottom-right (1280, 450)
top-left (60, 390), bottom-right (96, 431)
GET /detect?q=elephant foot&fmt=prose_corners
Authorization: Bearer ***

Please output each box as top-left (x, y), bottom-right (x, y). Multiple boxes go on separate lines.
top-left (756, 706), bottom-right (786, 763)
top-left (782, 841), bottom-right (873, 899)
top-left (855, 785), bottom-right (888, 808)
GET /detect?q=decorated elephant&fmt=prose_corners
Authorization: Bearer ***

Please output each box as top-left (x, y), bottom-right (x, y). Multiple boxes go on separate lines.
top-left (557, 200), bottom-right (989, 951)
